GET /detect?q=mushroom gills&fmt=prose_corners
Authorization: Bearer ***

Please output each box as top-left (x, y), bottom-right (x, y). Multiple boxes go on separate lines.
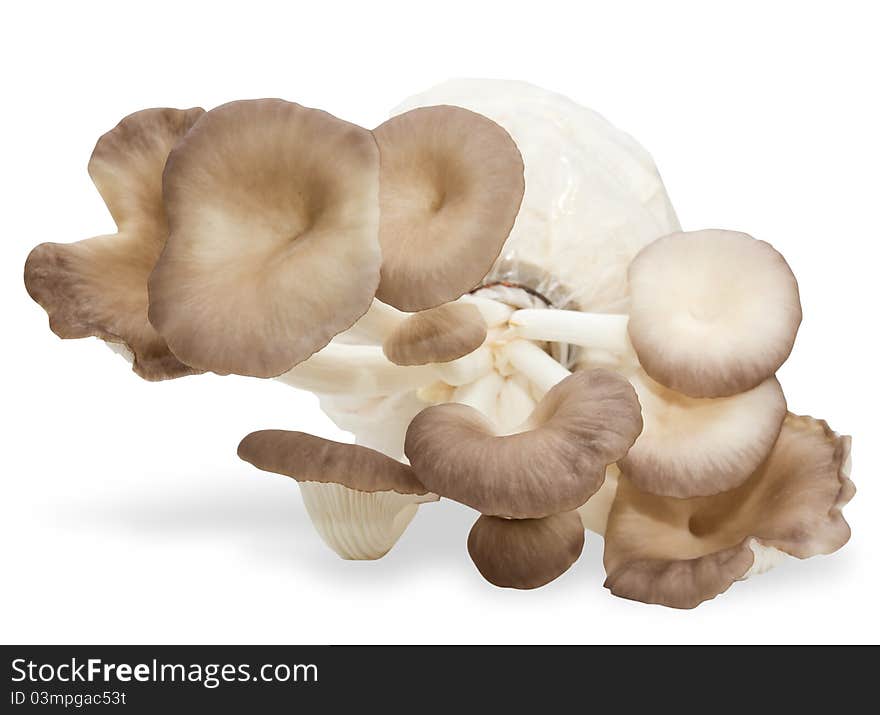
top-left (300, 482), bottom-right (437, 560)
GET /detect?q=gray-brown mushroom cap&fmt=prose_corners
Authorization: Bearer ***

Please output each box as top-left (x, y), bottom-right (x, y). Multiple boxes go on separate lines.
top-left (405, 369), bottom-right (643, 518)
top-left (468, 511), bottom-right (585, 590)
top-left (627, 229), bottom-right (802, 398)
top-left (383, 302), bottom-right (487, 366)
top-left (24, 107), bottom-right (205, 381)
top-left (604, 413), bottom-right (854, 609)
top-left (373, 105), bottom-right (525, 311)
top-left (238, 430), bottom-right (431, 496)
top-left (618, 372), bottom-right (787, 498)
top-left (149, 99), bottom-right (381, 378)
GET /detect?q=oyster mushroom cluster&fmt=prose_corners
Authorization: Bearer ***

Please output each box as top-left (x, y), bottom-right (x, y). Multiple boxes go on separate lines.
top-left (24, 79), bottom-right (854, 609)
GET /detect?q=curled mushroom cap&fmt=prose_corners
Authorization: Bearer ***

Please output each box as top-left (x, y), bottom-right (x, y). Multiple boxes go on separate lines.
top-left (619, 371), bottom-right (787, 498)
top-left (405, 369), bottom-right (643, 518)
top-left (149, 99), bottom-right (381, 378)
top-left (604, 413), bottom-right (854, 609)
top-left (238, 430), bottom-right (430, 496)
top-left (24, 107), bottom-right (204, 380)
top-left (383, 302), bottom-right (487, 366)
top-left (373, 106), bottom-right (525, 311)
top-left (468, 511), bottom-right (585, 589)
top-left (627, 229), bottom-right (801, 398)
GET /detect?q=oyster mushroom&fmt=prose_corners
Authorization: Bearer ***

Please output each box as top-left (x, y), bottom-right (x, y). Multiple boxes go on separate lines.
top-left (148, 98), bottom-right (382, 378)
top-left (510, 230), bottom-right (802, 398)
top-left (627, 230), bottom-right (802, 397)
top-left (618, 371), bottom-right (788, 498)
top-left (467, 511), bottom-right (585, 590)
top-left (373, 105), bottom-right (525, 311)
top-left (24, 107), bottom-right (204, 381)
top-left (405, 370), bottom-right (643, 518)
top-left (238, 430), bottom-right (437, 560)
top-left (603, 413), bottom-right (854, 609)
top-left (383, 302), bottom-right (487, 366)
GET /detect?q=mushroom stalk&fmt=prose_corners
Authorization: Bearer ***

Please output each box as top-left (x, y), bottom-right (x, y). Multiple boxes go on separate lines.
top-left (452, 372), bottom-right (504, 418)
top-left (509, 309), bottom-right (631, 355)
top-left (434, 345), bottom-right (493, 386)
top-left (500, 340), bottom-right (571, 396)
top-left (342, 299), bottom-right (407, 344)
top-left (276, 344), bottom-right (436, 395)
top-left (458, 294), bottom-right (515, 327)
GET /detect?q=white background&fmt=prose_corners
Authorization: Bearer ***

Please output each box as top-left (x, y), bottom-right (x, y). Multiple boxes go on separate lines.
top-left (2, 1), bottom-right (877, 644)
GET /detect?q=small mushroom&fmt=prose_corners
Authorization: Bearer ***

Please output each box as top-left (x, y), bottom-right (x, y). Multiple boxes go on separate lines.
top-left (148, 99), bottom-right (382, 378)
top-left (618, 371), bottom-right (787, 497)
top-left (627, 229), bottom-right (802, 398)
top-left (24, 107), bottom-right (204, 380)
top-left (467, 511), bottom-right (585, 590)
top-left (405, 370), bottom-right (643, 518)
top-left (603, 413), bottom-right (854, 609)
top-left (372, 106), bottom-right (525, 311)
top-left (238, 430), bottom-right (437, 560)
top-left (383, 302), bottom-right (487, 366)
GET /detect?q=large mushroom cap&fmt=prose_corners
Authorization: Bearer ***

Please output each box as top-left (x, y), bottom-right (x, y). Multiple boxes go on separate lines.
top-left (237, 430), bottom-right (430, 496)
top-left (24, 107), bottom-right (205, 381)
top-left (383, 302), bottom-right (487, 366)
top-left (468, 511), bottom-right (585, 589)
top-left (405, 369), bottom-right (643, 518)
top-left (149, 99), bottom-right (381, 378)
top-left (627, 229), bottom-right (802, 398)
top-left (604, 413), bottom-right (854, 609)
top-left (619, 372), bottom-right (787, 498)
top-left (373, 105), bottom-right (525, 311)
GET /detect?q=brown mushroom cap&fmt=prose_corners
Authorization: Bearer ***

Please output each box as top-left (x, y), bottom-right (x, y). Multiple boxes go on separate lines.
top-left (604, 413), bottom-right (854, 609)
top-left (148, 99), bottom-right (381, 378)
top-left (627, 229), bottom-right (802, 398)
top-left (373, 105), bottom-right (525, 311)
top-left (619, 372), bottom-right (787, 498)
top-left (468, 511), bottom-right (585, 589)
top-left (382, 302), bottom-right (487, 366)
top-left (24, 107), bottom-right (205, 381)
top-left (238, 430), bottom-right (430, 496)
top-left (405, 369), bottom-right (643, 518)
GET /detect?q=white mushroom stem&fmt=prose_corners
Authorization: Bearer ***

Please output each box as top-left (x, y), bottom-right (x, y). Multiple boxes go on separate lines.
top-left (299, 482), bottom-right (438, 560)
top-left (496, 376), bottom-right (537, 434)
top-left (277, 344), bottom-right (436, 395)
top-left (458, 294), bottom-right (515, 327)
top-left (338, 299), bottom-right (407, 344)
top-left (452, 371), bottom-right (505, 417)
top-left (434, 345), bottom-right (493, 386)
top-left (500, 340), bottom-right (571, 396)
top-left (509, 309), bottom-right (632, 355)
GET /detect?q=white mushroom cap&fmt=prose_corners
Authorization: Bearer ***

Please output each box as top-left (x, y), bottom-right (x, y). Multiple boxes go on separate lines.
top-left (627, 229), bottom-right (802, 398)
